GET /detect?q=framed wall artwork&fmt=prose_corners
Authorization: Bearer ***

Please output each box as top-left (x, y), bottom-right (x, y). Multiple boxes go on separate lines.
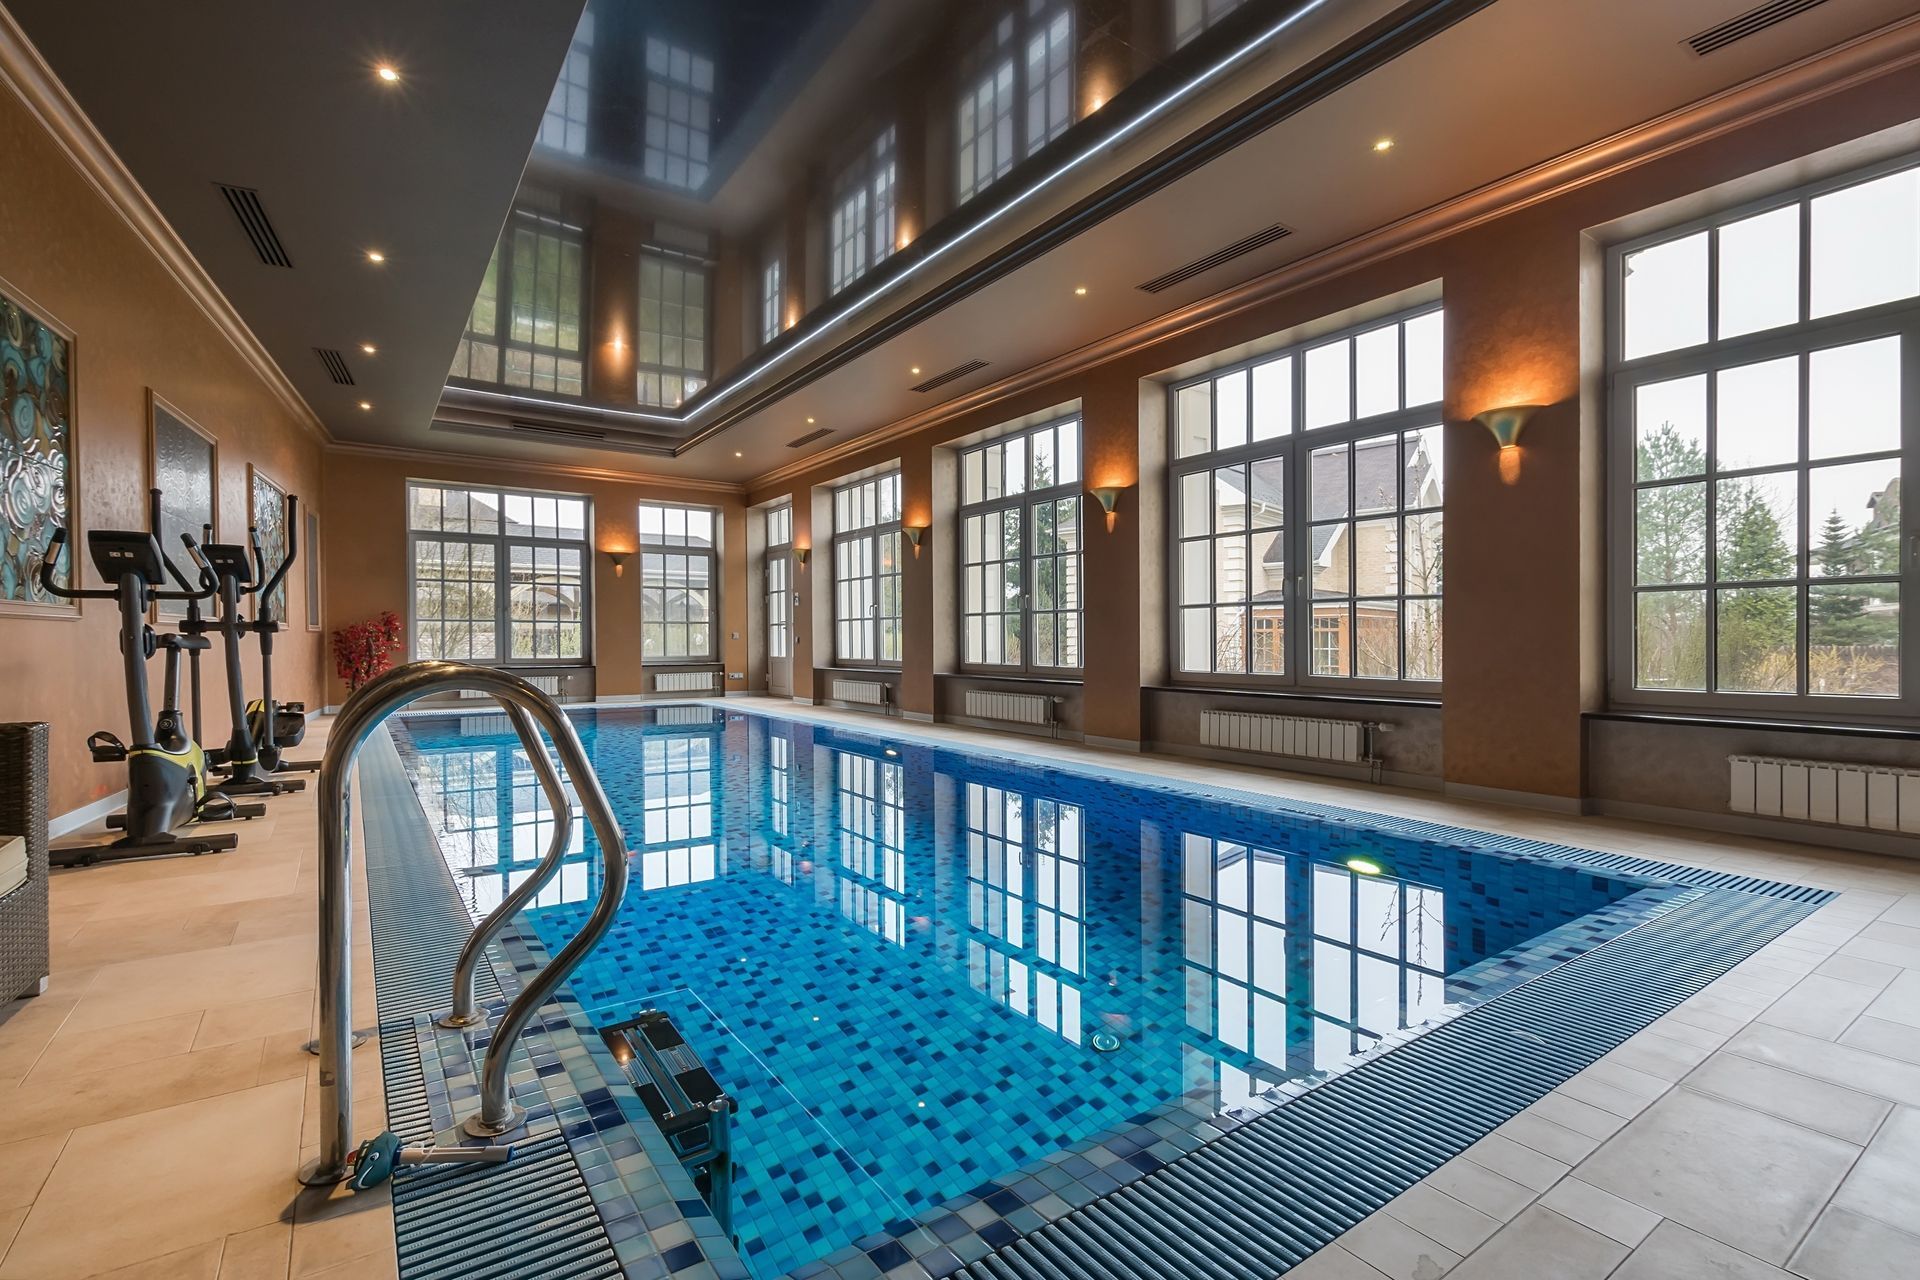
top-left (0, 276), bottom-right (76, 615)
top-left (248, 463), bottom-right (289, 623)
top-left (305, 504), bottom-right (321, 630)
top-left (148, 391), bottom-right (217, 620)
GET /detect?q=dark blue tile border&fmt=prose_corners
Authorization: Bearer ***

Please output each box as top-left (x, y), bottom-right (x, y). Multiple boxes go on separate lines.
top-left (370, 704), bottom-right (1835, 1280)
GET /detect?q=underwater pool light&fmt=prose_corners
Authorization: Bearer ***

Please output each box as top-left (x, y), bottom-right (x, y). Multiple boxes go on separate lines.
top-left (1346, 857), bottom-right (1385, 876)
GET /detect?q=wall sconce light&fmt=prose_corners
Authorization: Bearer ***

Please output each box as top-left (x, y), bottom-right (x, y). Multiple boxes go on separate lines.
top-left (606, 551), bottom-right (628, 578)
top-left (1473, 404), bottom-right (1544, 451)
top-left (1090, 486), bottom-right (1125, 532)
top-left (795, 546), bottom-right (811, 569)
top-left (904, 525), bottom-right (927, 556)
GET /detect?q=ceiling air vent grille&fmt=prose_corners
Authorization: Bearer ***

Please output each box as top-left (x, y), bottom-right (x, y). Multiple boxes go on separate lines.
top-left (910, 360), bottom-right (990, 393)
top-left (786, 427), bottom-right (834, 448)
top-left (1686, 0), bottom-right (1828, 56)
top-left (512, 421), bottom-right (607, 443)
top-left (1136, 224), bottom-right (1292, 294)
top-left (217, 183), bottom-right (292, 267)
top-left (313, 348), bottom-right (354, 385)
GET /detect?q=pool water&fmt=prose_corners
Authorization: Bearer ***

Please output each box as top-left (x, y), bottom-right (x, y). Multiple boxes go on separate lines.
top-left (394, 706), bottom-right (1653, 1278)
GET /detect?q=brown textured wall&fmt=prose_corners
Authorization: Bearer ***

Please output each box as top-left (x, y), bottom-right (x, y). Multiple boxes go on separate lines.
top-left (0, 78), bottom-right (326, 820)
top-left (319, 450), bottom-right (747, 708)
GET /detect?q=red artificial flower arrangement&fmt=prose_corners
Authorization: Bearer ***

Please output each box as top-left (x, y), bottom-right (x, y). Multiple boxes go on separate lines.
top-left (332, 611), bottom-right (404, 693)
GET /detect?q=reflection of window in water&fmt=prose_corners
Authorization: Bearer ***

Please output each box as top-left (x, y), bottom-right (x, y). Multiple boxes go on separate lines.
top-left (1181, 835), bottom-right (1289, 1068)
top-left (1310, 862), bottom-right (1446, 1070)
top-left (964, 783), bottom-right (1086, 1043)
top-left (418, 741), bottom-right (588, 916)
top-left (538, 9), bottom-right (593, 156)
top-left (766, 732), bottom-right (799, 885)
top-left (836, 752), bottom-right (906, 944)
top-left (642, 37), bottom-right (713, 190)
top-left (639, 734), bottom-right (718, 890)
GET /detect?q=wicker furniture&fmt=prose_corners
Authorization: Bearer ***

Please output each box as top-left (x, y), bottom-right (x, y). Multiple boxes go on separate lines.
top-left (1, 722), bottom-right (50, 1003)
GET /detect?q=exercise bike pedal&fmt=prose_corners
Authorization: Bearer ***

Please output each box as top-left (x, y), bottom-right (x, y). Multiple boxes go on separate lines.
top-left (86, 731), bottom-right (128, 764)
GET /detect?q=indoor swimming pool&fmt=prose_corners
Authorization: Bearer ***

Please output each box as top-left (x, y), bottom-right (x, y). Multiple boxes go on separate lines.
top-left (392, 706), bottom-right (1669, 1278)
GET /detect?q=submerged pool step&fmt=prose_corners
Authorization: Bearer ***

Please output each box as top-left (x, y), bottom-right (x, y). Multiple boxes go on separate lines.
top-left (955, 887), bottom-right (1816, 1279)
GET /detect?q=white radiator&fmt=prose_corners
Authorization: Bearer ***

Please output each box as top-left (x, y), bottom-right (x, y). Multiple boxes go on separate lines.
top-left (655, 671), bottom-right (717, 693)
top-left (1729, 755), bottom-right (1920, 833)
top-left (964, 690), bottom-right (1054, 726)
top-left (1200, 710), bottom-right (1373, 764)
top-left (832, 679), bottom-right (889, 707)
top-left (654, 705), bottom-right (719, 726)
top-left (457, 673), bottom-right (563, 699)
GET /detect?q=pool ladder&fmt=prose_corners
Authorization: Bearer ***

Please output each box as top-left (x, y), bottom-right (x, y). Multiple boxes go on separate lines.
top-left (299, 660), bottom-right (631, 1187)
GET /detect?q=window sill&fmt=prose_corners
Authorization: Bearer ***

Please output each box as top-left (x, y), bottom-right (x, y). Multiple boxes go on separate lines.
top-left (1148, 684), bottom-right (1442, 710)
top-left (1587, 710), bottom-right (1920, 742)
top-left (939, 671), bottom-right (1083, 687)
top-left (816, 666), bottom-right (902, 676)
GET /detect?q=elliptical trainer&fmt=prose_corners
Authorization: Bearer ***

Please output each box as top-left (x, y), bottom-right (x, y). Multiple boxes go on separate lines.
top-left (196, 534), bottom-right (305, 797)
top-left (243, 493), bottom-right (315, 774)
top-left (37, 508), bottom-right (240, 867)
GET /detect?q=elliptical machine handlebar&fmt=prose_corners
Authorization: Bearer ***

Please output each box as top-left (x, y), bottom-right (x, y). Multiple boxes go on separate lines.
top-left (38, 529), bottom-right (116, 601)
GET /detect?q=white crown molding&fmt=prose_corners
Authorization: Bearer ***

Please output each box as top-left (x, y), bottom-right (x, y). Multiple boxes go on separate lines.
top-left (746, 13), bottom-right (1920, 494)
top-left (326, 439), bottom-right (747, 496)
top-left (0, 8), bottom-right (330, 444)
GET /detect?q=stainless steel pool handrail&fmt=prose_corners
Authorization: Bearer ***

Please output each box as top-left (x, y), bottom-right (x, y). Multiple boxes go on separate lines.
top-left (438, 701), bottom-right (574, 1031)
top-left (299, 660), bottom-right (630, 1186)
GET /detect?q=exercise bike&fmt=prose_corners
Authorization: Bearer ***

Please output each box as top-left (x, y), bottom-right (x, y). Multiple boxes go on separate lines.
top-left (38, 520), bottom-right (241, 867)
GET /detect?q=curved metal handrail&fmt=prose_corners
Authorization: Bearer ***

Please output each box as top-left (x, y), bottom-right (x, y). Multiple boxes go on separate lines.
top-left (300, 660), bottom-right (629, 1185)
top-left (438, 701), bottom-right (575, 1031)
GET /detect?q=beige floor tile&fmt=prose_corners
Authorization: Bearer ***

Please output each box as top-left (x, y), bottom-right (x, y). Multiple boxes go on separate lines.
top-left (1754, 973), bottom-right (1880, 1040)
top-left (64, 937), bottom-right (312, 1034)
top-left (288, 1182), bottom-right (392, 1278)
top-left (1828, 1104), bottom-right (1920, 1233)
top-left (195, 993), bottom-right (313, 1051)
top-left (1420, 1157), bottom-right (1538, 1222)
top-left (4, 1038), bottom-right (267, 1144)
top-left (1382, 1182), bottom-right (1502, 1255)
top-left (23, 1010), bottom-right (204, 1085)
top-left (1337, 1211), bottom-right (1462, 1280)
top-left (1609, 1221), bottom-right (1792, 1280)
top-left (1683, 1051), bottom-right (1891, 1143)
top-left (0, 1206), bottom-right (25, 1265)
top-left (1790, 1205), bottom-right (1920, 1280)
top-left (1861, 968), bottom-right (1920, 1029)
top-left (294, 1252), bottom-right (394, 1280)
top-left (1283, 1245), bottom-right (1393, 1279)
top-left (1723, 1022), bottom-right (1920, 1102)
top-left (53, 913), bottom-right (240, 973)
top-left (1450, 1206), bottom-right (1628, 1280)
top-left (215, 1223), bottom-right (290, 1280)
top-left (1837, 1014), bottom-right (1920, 1065)
top-left (1460, 1133), bottom-right (1569, 1192)
top-left (1537, 1178), bottom-right (1660, 1247)
top-left (89, 1239), bottom-right (224, 1279)
top-left (0, 1079), bottom-right (304, 1279)
top-left (0, 1134), bottom-right (68, 1213)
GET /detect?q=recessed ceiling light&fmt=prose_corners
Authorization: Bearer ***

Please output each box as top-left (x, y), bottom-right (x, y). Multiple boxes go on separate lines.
top-left (360, 342), bottom-right (377, 354)
top-left (358, 400), bottom-right (372, 411)
top-left (1372, 138), bottom-right (1395, 153)
top-left (734, 451), bottom-right (743, 458)
top-left (1074, 286), bottom-right (1087, 296)
top-left (375, 64), bottom-right (401, 84)
top-left (365, 250), bottom-right (386, 264)
top-left (806, 416), bottom-right (816, 424)
top-left (910, 366), bottom-right (921, 376)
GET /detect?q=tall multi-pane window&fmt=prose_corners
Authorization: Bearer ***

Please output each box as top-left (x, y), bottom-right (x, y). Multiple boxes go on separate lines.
top-left (765, 504), bottom-right (792, 660)
top-left (642, 37), bottom-right (713, 190)
top-left (957, 4), bottom-right (1074, 204)
top-left (760, 256), bottom-right (783, 345)
top-left (539, 10), bottom-right (593, 156)
top-left (1171, 0), bottom-right (1247, 48)
top-left (639, 502), bottom-right (718, 662)
top-left (1171, 304), bottom-right (1445, 686)
top-left (960, 417), bottom-right (1082, 671)
top-left (449, 215), bottom-right (586, 396)
top-left (408, 483), bottom-right (590, 663)
top-left (636, 251), bottom-right (709, 407)
top-left (833, 471), bottom-right (903, 665)
top-left (1611, 159), bottom-right (1916, 717)
top-left (830, 128), bottom-right (897, 295)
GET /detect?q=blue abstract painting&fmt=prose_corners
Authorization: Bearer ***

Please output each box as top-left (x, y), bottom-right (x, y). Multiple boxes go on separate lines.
top-left (0, 286), bottom-right (71, 606)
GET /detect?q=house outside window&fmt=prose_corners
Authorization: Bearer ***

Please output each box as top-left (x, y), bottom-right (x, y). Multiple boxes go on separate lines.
top-left (449, 213), bottom-right (587, 396)
top-left (636, 251), bottom-right (709, 407)
top-left (408, 483), bottom-right (591, 663)
top-left (1170, 303), bottom-right (1445, 688)
top-left (1609, 158), bottom-right (1917, 720)
top-left (833, 471), bottom-right (904, 665)
top-left (761, 256), bottom-right (783, 345)
top-left (538, 10), bottom-right (593, 156)
top-left (639, 501), bottom-right (718, 662)
top-left (765, 504), bottom-right (792, 659)
top-left (959, 416), bottom-right (1083, 671)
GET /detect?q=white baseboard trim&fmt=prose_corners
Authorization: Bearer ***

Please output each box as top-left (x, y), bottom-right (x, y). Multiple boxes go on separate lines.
top-left (1588, 797), bottom-right (1920, 860)
top-left (792, 696), bottom-right (817, 706)
top-left (321, 704), bottom-right (342, 715)
top-left (1442, 782), bottom-right (1586, 815)
top-left (51, 788), bottom-right (128, 837)
top-left (902, 710), bottom-right (935, 723)
top-left (1153, 741), bottom-right (1438, 791)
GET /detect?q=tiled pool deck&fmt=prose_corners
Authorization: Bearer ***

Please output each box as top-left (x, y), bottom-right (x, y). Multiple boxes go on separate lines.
top-left (3, 700), bottom-right (1917, 1278)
